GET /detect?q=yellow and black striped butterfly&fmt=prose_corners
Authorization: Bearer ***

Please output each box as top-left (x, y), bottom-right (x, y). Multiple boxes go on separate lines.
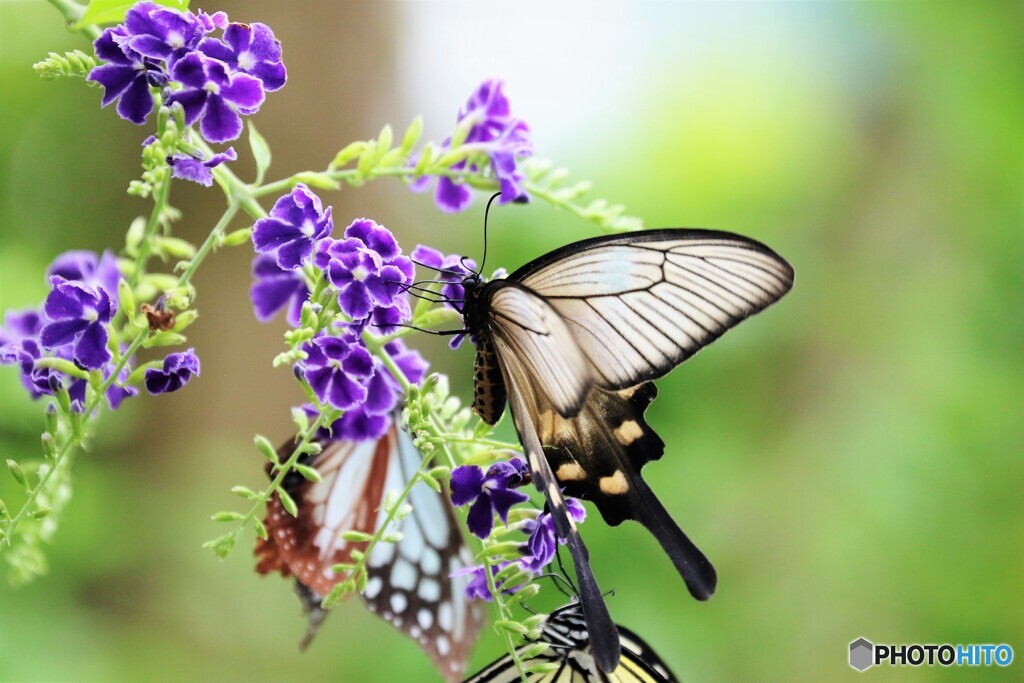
top-left (464, 602), bottom-right (678, 683)
top-left (255, 417), bottom-right (485, 682)
top-left (457, 228), bottom-right (794, 671)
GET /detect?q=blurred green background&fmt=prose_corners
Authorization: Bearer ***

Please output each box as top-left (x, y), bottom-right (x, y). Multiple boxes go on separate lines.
top-left (1, 1), bottom-right (1021, 681)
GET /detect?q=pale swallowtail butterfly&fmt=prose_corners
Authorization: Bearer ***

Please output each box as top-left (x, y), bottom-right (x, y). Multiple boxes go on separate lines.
top-left (457, 228), bottom-right (794, 671)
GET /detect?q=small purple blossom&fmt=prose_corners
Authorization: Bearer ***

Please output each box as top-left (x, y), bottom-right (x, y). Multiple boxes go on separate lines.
top-left (169, 147), bottom-right (236, 186)
top-left (0, 308), bottom-right (43, 347)
top-left (87, 26), bottom-right (165, 125)
top-left (47, 250), bottom-right (121, 299)
top-left (252, 184), bottom-right (333, 270)
top-left (314, 219), bottom-right (414, 323)
top-left (324, 339), bottom-right (428, 441)
top-left (412, 79), bottom-right (533, 212)
top-left (199, 22), bottom-right (286, 91)
top-left (301, 334), bottom-right (374, 411)
top-left (452, 561), bottom-right (524, 602)
top-left (39, 277), bottom-right (115, 370)
top-left (450, 459), bottom-right (530, 539)
top-left (166, 51), bottom-right (266, 143)
top-left (117, 1), bottom-right (210, 65)
top-left (144, 348), bottom-right (200, 394)
top-left (249, 254), bottom-right (310, 325)
top-left (519, 498), bottom-right (587, 573)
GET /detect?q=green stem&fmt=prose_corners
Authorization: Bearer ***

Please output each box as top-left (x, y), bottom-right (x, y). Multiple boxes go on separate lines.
top-left (129, 174), bottom-right (172, 288)
top-left (45, 0), bottom-right (100, 39)
top-left (178, 202), bottom-right (239, 287)
top-left (1, 331), bottom-right (149, 548)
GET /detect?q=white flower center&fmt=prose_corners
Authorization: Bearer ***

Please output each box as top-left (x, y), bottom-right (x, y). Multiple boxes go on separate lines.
top-left (168, 31), bottom-right (184, 49)
top-left (352, 265), bottom-right (369, 282)
top-left (300, 219), bottom-right (315, 238)
top-left (328, 358), bottom-right (344, 371)
top-left (84, 309), bottom-right (98, 323)
top-left (238, 51), bottom-right (256, 71)
top-left (204, 82), bottom-right (220, 95)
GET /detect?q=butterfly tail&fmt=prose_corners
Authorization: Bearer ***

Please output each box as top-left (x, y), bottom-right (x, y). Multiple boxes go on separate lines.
top-left (564, 529), bottom-right (621, 672)
top-left (630, 475), bottom-right (717, 601)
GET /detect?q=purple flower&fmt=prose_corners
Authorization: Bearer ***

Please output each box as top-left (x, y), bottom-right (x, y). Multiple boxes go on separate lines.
top-left (199, 22), bottom-right (286, 91)
top-left (252, 184), bottom-right (333, 270)
top-left (87, 26), bottom-right (165, 125)
top-left (106, 361), bottom-right (138, 409)
top-left (166, 51), bottom-right (265, 143)
top-left (453, 561), bottom-right (526, 602)
top-left (300, 334), bottom-right (374, 411)
top-left (0, 339), bottom-right (135, 410)
top-left (169, 147), bottom-right (236, 186)
top-left (48, 250), bottom-right (121, 299)
top-left (144, 348), bottom-right (200, 394)
top-left (450, 459), bottom-right (530, 539)
top-left (39, 277), bottom-right (115, 370)
top-left (519, 498), bottom-right (587, 573)
top-left (117, 1), bottom-right (210, 65)
top-left (326, 339), bottom-right (428, 441)
top-left (412, 79), bottom-right (533, 212)
top-left (249, 254), bottom-right (310, 325)
top-left (314, 219), bottom-right (414, 323)
top-left (0, 308), bottom-right (43, 347)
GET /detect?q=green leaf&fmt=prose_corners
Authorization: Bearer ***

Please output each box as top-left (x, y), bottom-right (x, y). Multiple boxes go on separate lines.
top-left (254, 435), bottom-right (280, 465)
top-left (248, 123), bottom-right (271, 181)
top-left (0, 498), bottom-right (8, 520)
top-left (77, 0), bottom-right (188, 29)
top-left (231, 486), bottom-right (259, 500)
top-left (203, 534), bottom-right (236, 559)
top-left (401, 116), bottom-right (423, 153)
top-left (117, 279), bottom-right (137, 327)
top-left (7, 460), bottom-right (28, 490)
top-left (381, 531), bottom-right (404, 543)
top-left (494, 620), bottom-right (529, 636)
top-left (211, 511), bottom-right (244, 522)
top-left (278, 488), bottom-right (298, 517)
top-left (340, 530), bottom-right (373, 542)
top-left (253, 518), bottom-right (268, 540)
top-left (417, 471), bottom-right (441, 493)
top-left (31, 507), bottom-right (52, 520)
top-left (330, 141), bottom-right (367, 170)
top-left (142, 332), bottom-right (187, 348)
top-left (220, 228), bottom-right (253, 248)
top-left (376, 124), bottom-right (393, 156)
top-left (294, 464), bottom-right (322, 483)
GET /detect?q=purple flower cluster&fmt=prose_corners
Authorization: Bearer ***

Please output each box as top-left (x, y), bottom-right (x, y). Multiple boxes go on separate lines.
top-left (413, 79), bottom-right (533, 213)
top-left (250, 186), bottom-right (414, 330)
top-left (0, 250), bottom-right (199, 411)
top-left (88, 2), bottom-right (285, 143)
top-left (449, 457), bottom-right (590, 601)
top-left (308, 338), bottom-right (428, 442)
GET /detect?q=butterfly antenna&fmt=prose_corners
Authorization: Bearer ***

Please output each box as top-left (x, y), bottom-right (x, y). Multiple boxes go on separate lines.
top-left (411, 258), bottom-right (467, 277)
top-left (371, 323), bottom-right (467, 336)
top-left (478, 191), bottom-right (502, 276)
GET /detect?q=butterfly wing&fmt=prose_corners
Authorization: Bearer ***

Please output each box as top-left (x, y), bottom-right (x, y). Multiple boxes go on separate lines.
top-left (362, 426), bottom-right (485, 681)
top-left (511, 229), bottom-right (794, 390)
top-left (484, 284), bottom-right (715, 602)
top-left (483, 286), bottom-right (620, 671)
top-left (255, 434), bottom-right (392, 597)
top-left (255, 421), bottom-right (484, 682)
top-left (463, 604), bottom-right (678, 683)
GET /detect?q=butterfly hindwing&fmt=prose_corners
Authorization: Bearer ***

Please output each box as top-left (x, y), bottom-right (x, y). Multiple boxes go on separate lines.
top-left (255, 422), bottom-right (484, 682)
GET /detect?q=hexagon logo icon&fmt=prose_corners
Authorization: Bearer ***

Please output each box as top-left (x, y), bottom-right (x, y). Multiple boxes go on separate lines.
top-left (849, 638), bottom-right (874, 671)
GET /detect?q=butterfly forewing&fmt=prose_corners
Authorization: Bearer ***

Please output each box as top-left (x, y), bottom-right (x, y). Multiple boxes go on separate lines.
top-left (485, 283), bottom-right (592, 418)
top-left (514, 229), bottom-right (794, 390)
